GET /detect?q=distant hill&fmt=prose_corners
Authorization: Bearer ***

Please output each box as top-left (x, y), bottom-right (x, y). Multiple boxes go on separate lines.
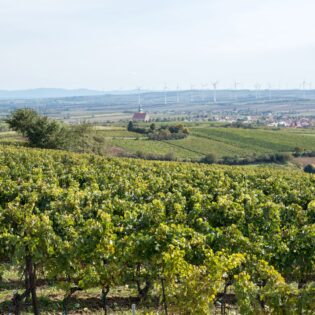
top-left (0, 88), bottom-right (107, 99)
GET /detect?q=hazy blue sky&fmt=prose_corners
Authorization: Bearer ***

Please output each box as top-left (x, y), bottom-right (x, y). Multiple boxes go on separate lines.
top-left (0, 0), bottom-right (314, 90)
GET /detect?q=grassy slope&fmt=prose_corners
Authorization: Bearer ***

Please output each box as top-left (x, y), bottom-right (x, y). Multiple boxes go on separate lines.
top-left (1, 125), bottom-right (315, 160)
top-left (191, 127), bottom-right (315, 153)
top-left (109, 126), bottom-right (315, 159)
top-left (109, 138), bottom-right (200, 159)
top-left (97, 130), bottom-right (140, 138)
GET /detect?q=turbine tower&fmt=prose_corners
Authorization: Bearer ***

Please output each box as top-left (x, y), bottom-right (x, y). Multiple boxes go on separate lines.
top-left (234, 81), bottom-right (240, 100)
top-left (164, 84), bottom-right (168, 105)
top-left (302, 80), bottom-right (307, 99)
top-left (267, 84), bottom-right (272, 101)
top-left (212, 81), bottom-right (219, 103)
top-left (255, 83), bottom-right (261, 100)
top-left (201, 83), bottom-right (208, 102)
top-left (176, 85), bottom-right (180, 104)
top-left (137, 87), bottom-right (142, 112)
top-left (302, 80), bottom-right (307, 89)
top-left (190, 84), bottom-right (194, 103)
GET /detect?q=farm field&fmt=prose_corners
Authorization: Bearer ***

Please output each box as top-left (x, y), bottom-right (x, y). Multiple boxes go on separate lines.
top-left (164, 136), bottom-right (253, 157)
top-left (109, 138), bottom-right (200, 159)
top-left (190, 127), bottom-right (315, 153)
top-left (97, 129), bottom-right (140, 138)
top-left (1, 124), bottom-right (315, 161)
top-left (0, 130), bottom-right (25, 145)
top-left (103, 125), bottom-right (315, 160)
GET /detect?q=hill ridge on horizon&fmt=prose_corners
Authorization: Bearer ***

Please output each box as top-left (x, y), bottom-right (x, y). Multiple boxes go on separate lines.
top-left (0, 87), bottom-right (314, 101)
top-left (0, 88), bottom-right (107, 99)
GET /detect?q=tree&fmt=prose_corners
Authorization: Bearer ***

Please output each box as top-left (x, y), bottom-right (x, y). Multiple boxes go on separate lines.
top-left (201, 153), bottom-right (217, 164)
top-left (26, 117), bottom-right (70, 149)
top-left (293, 147), bottom-right (304, 157)
top-left (6, 108), bottom-right (38, 136)
top-left (274, 153), bottom-right (291, 163)
top-left (6, 109), bottom-right (71, 149)
top-left (150, 123), bottom-right (156, 131)
top-left (127, 121), bottom-right (134, 131)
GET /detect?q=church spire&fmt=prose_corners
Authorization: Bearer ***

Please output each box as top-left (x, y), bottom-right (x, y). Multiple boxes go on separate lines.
top-left (138, 103), bottom-right (143, 113)
top-left (137, 87), bottom-right (143, 112)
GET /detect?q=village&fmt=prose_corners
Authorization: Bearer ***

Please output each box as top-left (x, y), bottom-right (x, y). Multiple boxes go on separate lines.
top-left (131, 105), bottom-right (315, 128)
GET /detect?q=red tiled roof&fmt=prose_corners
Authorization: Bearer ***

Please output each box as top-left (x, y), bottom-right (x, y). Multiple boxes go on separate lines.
top-left (133, 112), bottom-right (148, 120)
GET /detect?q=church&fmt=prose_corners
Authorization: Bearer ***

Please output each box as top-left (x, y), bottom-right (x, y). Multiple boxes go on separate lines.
top-left (132, 104), bottom-right (150, 122)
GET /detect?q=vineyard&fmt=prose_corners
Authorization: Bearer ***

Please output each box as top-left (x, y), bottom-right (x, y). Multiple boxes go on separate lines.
top-left (0, 146), bottom-right (314, 314)
top-left (2, 124), bottom-right (315, 162)
top-left (106, 126), bottom-right (315, 160)
top-left (190, 127), bottom-right (315, 153)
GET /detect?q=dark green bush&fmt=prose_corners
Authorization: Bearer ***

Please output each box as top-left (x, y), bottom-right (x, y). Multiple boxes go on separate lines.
top-left (304, 164), bottom-right (315, 174)
top-left (200, 153), bottom-right (217, 164)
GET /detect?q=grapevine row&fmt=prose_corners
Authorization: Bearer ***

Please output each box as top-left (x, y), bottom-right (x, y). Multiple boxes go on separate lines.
top-left (0, 146), bottom-right (314, 314)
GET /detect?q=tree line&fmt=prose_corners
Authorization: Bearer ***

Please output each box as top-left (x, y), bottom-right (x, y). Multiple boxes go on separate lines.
top-left (127, 121), bottom-right (189, 140)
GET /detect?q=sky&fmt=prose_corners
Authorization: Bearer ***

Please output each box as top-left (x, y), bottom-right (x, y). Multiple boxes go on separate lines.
top-left (0, 0), bottom-right (314, 90)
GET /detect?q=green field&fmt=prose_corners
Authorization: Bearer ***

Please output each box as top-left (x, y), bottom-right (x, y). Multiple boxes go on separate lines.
top-left (97, 130), bottom-right (140, 138)
top-left (191, 127), bottom-right (315, 152)
top-left (1, 124), bottom-right (315, 160)
top-left (105, 125), bottom-right (315, 160)
top-left (109, 138), bottom-right (200, 159)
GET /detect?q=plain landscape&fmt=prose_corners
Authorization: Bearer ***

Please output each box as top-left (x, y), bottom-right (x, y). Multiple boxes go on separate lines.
top-left (0, 89), bottom-right (314, 314)
top-left (1, 0), bottom-right (315, 314)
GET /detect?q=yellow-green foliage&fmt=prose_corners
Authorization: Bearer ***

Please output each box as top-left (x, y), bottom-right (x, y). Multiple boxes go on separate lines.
top-left (0, 146), bottom-right (314, 314)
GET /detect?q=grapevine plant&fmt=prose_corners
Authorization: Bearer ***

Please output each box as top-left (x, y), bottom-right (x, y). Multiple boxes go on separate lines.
top-left (0, 146), bottom-right (314, 314)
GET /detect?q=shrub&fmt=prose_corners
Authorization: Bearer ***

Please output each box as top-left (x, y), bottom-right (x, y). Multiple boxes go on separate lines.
top-left (148, 131), bottom-right (187, 141)
top-left (127, 121), bottom-right (134, 131)
top-left (295, 150), bottom-right (315, 157)
top-left (200, 153), bottom-right (217, 164)
top-left (304, 164), bottom-right (315, 174)
top-left (293, 147), bottom-right (304, 157)
top-left (127, 121), bottom-right (147, 134)
top-left (127, 122), bottom-right (189, 140)
top-left (219, 153), bottom-right (291, 165)
top-left (135, 151), bottom-right (177, 161)
top-left (150, 123), bottom-right (156, 131)
top-left (273, 153), bottom-right (291, 163)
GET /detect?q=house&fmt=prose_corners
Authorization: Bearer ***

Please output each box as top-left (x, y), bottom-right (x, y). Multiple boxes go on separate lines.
top-left (132, 112), bottom-right (150, 122)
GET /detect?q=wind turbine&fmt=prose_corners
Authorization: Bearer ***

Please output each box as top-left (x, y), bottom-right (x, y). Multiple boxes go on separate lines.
top-left (302, 80), bottom-right (307, 89)
top-left (190, 84), bottom-right (194, 103)
top-left (164, 84), bottom-right (168, 105)
top-left (137, 87), bottom-right (142, 112)
top-left (176, 85), bottom-right (180, 104)
top-left (234, 81), bottom-right (240, 101)
top-left (201, 83), bottom-right (208, 102)
top-left (254, 83), bottom-right (261, 100)
top-left (267, 83), bottom-right (272, 101)
top-left (301, 80), bottom-right (307, 98)
top-left (212, 81), bottom-right (219, 103)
